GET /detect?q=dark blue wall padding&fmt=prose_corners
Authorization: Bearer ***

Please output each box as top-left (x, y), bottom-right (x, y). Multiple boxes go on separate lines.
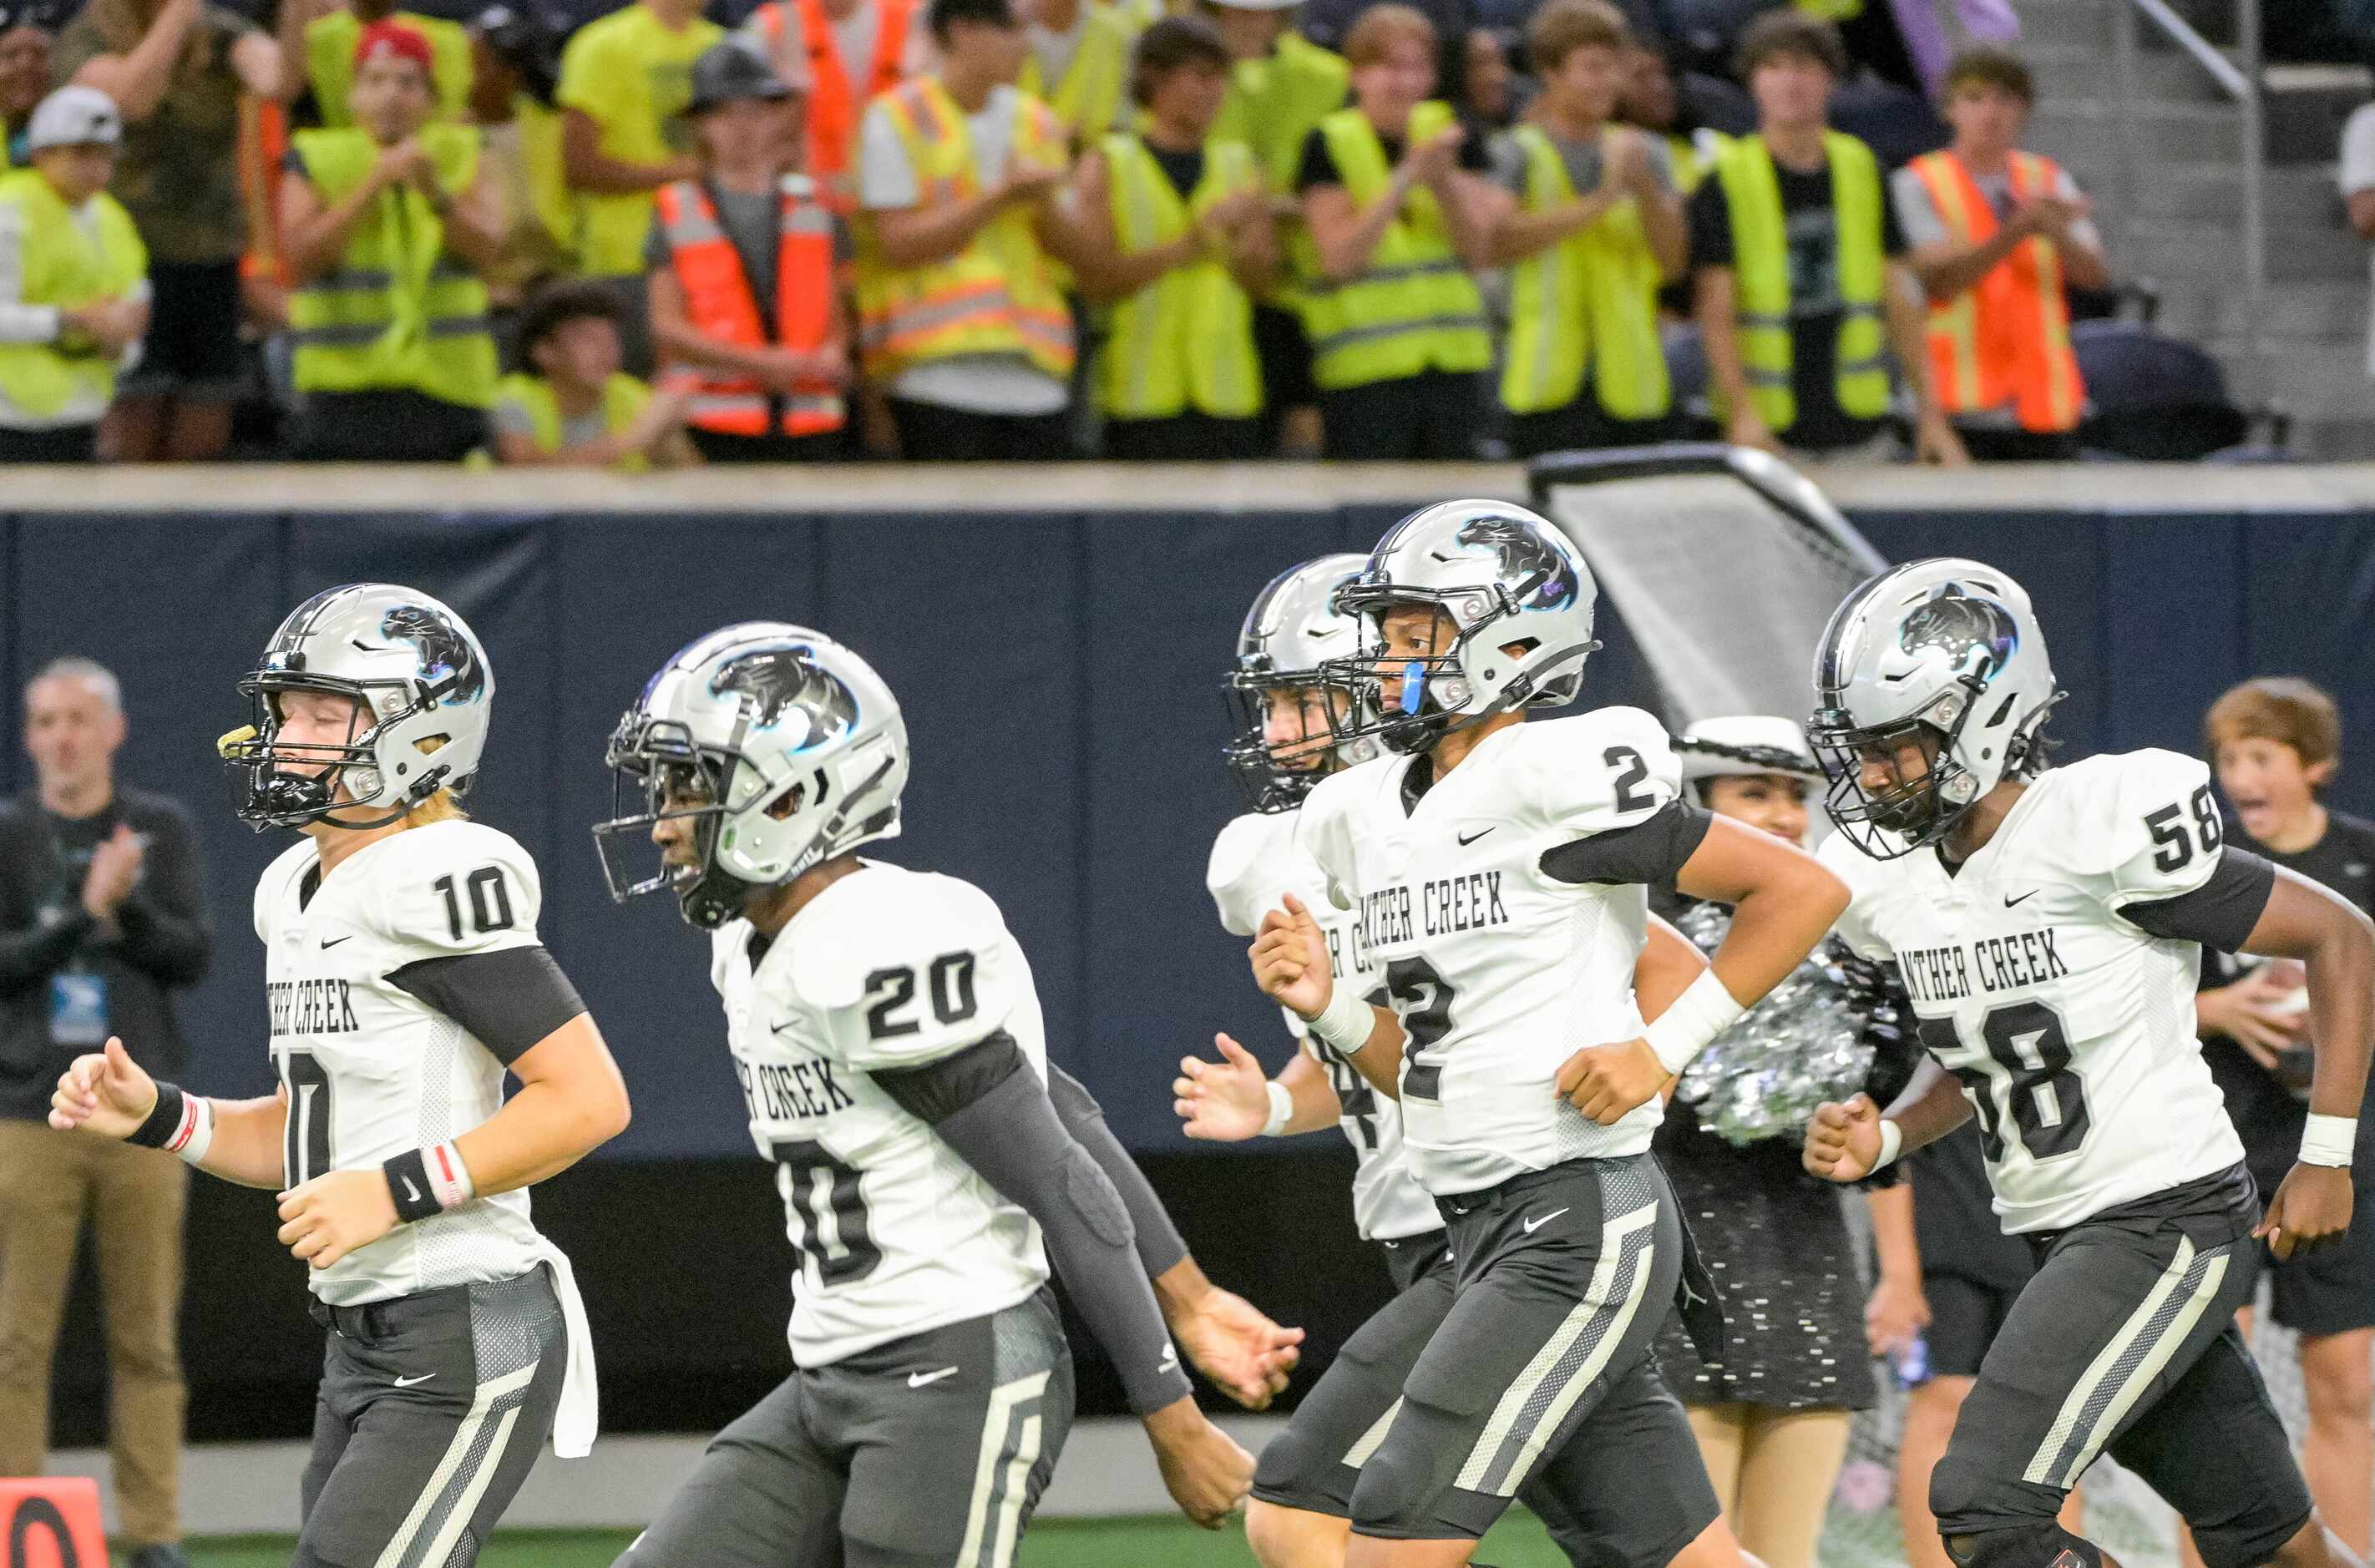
top-left (5, 504), bottom-right (2372, 1158)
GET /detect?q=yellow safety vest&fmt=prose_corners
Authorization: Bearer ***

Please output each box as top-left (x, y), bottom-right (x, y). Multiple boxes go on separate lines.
top-left (1216, 33), bottom-right (1348, 197)
top-left (494, 371), bottom-right (652, 468)
top-left (1097, 133), bottom-right (1261, 421)
top-left (855, 79), bottom-right (1076, 382)
top-left (1712, 129), bottom-right (1888, 432)
top-left (1017, 3), bottom-right (1140, 144)
top-left (1795, 0), bottom-right (1864, 18)
top-left (0, 170), bottom-right (147, 419)
top-left (1293, 103), bottom-right (1490, 393)
top-left (305, 9), bottom-right (474, 128)
top-left (288, 125), bottom-right (497, 407)
top-left (1499, 124), bottom-right (1669, 420)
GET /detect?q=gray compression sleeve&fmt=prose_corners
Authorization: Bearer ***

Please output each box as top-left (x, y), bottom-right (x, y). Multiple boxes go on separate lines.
top-left (1046, 1064), bottom-right (1190, 1279)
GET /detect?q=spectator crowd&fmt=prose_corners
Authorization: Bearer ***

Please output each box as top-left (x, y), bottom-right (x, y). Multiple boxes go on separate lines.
top-left (0, 0), bottom-right (2119, 467)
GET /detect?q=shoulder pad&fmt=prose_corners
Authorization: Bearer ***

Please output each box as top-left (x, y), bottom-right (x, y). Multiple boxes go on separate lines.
top-left (2050, 750), bottom-right (2223, 900)
top-left (788, 867), bottom-right (1020, 1068)
top-left (361, 821), bottom-right (544, 957)
top-left (1512, 707), bottom-right (1682, 837)
top-left (1208, 812), bottom-right (1294, 937)
top-left (255, 839), bottom-right (319, 943)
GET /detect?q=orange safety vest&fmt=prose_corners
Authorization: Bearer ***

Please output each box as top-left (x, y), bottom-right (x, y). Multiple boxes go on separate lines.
top-left (1908, 149), bottom-right (2085, 433)
top-left (753, 0), bottom-right (912, 202)
top-left (654, 179), bottom-right (846, 437)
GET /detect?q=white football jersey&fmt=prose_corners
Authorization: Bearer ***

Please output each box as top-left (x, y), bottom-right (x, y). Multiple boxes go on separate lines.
top-left (254, 821), bottom-right (554, 1307)
top-left (1826, 749), bottom-right (2250, 1234)
top-left (1208, 811), bottom-right (1442, 1243)
top-left (1296, 710), bottom-right (1682, 1197)
top-left (711, 862), bottom-right (1051, 1368)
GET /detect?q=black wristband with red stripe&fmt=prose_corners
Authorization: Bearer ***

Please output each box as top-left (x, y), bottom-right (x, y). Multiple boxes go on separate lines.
top-left (125, 1083), bottom-right (189, 1150)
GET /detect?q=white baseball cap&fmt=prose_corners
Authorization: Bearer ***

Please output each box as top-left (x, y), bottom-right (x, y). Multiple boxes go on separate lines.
top-left (26, 85), bottom-right (122, 152)
top-left (1676, 715), bottom-right (1823, 784)
top-left (1202, 0), bottom-right (1301, 13)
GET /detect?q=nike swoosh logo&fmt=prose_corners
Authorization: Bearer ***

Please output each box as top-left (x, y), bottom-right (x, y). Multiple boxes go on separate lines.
top-left (321, 934), bottom-right (352, 948)
top-left (1522, 1206), bottom-right (1569, 1234)
top-left (907, 1367), bottom-right (960, 1388)
top-left (2003, 890), bottom-right (2038, 908)
top-left (401, 1175), bottom-right (423, 1203)
top-left (393, 1373), bottom-right (437, 1388)
top-left (1456, 827), bottom-right (1496, 847)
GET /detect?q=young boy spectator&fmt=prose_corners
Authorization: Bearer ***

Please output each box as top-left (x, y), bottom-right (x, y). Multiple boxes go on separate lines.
top-left (1071, 15), bottom-right (1274, 458)
top-left (856, 0), bottom-right (1086, 460)
top-left (0, 86), bottom-right (149, 462)
top-left (289, 0), bottom-right (473, 129)
top-left (491, 281), bottom-right (695, 468)
top-left (0, 3), bottom-right (54, 166)
top-left (742, 0), bottom-right (920, 210)
top-left (1294, 2), bottom-right (1496, 459)
top-left (1486, 0), bottom-right (1684, 457)
top-left (280, 19), bottom-right (505, 459)
top-left (1689, 9), bottom-right (1963, 463)
top-left (1893, 47), bottom-right (2104, 461)
top-left (1018, 0), bottom-right (1142, 146)
top-left (648, 39), bottom-right (849, 462)
top-left (2196, 675), bottom-right (2375, 1567)
top-left (58, 0), bottom-right (289, 461)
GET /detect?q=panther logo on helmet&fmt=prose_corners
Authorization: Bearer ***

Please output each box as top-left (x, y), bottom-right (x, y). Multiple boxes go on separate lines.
top-left (381, 604), bottom-right (484, 706)
top-left (1897, 584), bottom-right (2018, 683)
top-left (710, 647), bottom-right (857, 751)
top-left (1457, 516), bottom-right (1577, 611)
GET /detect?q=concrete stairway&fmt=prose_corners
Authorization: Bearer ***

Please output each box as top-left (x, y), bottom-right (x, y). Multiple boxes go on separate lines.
top-left (2015, 0), bottom-right (2373, 458)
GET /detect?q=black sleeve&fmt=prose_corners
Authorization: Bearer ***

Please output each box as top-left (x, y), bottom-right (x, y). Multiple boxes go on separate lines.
top-left (109, 802), bottom-right (210, 987)
top-left (871, 1030), bottom-right (1029, 1125)
top-left (1686, 177), bottom-right (1732, 274)
top-left (386, 947), bottom-right (589, 1065)
top-left (2121, 849), bottom-right (2278, 953)
top-left (1455, 131), bottom-right (1491, 173)
top-left (1046, 1063), bottom-right (1190, 1279)
top-left (910, 1042), bottom-right (1198, 1417)
top-left (1294, 126), bottom-right (1339, 195)
top-left (1540, 799), bottom-right (1714, 887)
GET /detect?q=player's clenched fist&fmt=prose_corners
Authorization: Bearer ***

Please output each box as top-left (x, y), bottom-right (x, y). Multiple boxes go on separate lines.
top-left (2257, 1162), bottom-right (2354, 1261)
top-left (1804, 1094), bottom-right (1883, 1183)
top-left (49, 1036), bottom-right (156, 1139)
top-left (1554, 1039), bottom-right (1669, 1125)
top-left (1145, 1398), bottom-right (1256, 1529)
top-left (1251, 893), bottom-right (1333, 1019)
top-left (277, 1169), bottom-right (399, 1271)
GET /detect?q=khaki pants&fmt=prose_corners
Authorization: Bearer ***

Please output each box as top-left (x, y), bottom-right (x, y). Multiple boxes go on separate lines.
top-left (0, 1118), bottom-right (187, 1548)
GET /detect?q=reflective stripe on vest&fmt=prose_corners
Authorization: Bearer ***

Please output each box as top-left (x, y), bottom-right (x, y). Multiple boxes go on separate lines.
top-left (496, 371), bottom-right (653, 469)
top-left (1017, 3), bottom-right (1137, 143)
top-left (1291, 103), bottom-right (1490, 392)
top-left (0, 172), bottom-right (146, 419)
top-left (1497, 124), bottom-right (1669, 420)
top-left (757, 0), bottom-right (912, 203)
top-left (854, 78), bottom-right (1076, 381)
top-left (286, 125), bottom-right (496, 407)
top-left (1908, 149), bottom-right (2084, 433)
top-left (1097, 134), bottom-right (1261, 420)
top-left (655, 179), bottom-right (845, 436)
top-left (1714, 130), bottom-right (1888, 432)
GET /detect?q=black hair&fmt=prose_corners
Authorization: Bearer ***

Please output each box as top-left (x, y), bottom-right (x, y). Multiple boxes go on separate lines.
top-left (928, 0), bottom-right (1016, 44)
top-left (514, 279), bottom-right (621, 364)
top-left (1130, 14), bottom-right (1230, 106)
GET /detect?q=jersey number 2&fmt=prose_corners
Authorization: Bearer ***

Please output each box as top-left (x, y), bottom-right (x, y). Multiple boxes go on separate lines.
top-left (1387, 959), bottom-right (1459, 1099)
top-left (771, 1139), bottom-right (883, 1286)
top-left (1917, 1001), bottom-right (2092, 1164)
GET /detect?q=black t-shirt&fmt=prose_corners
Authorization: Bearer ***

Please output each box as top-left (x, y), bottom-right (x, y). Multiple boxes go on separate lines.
top-left (2195, 809), bottom-right (2375, 1190)
top-left (1294, 121), bottom-right (1491, 195)
top-left (1687, 146), bottom-right (1908, 451)
top-left (1147, 144), bottom-right (1206, 202)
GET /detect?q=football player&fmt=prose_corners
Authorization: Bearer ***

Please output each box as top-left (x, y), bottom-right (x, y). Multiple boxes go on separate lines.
top-left (1800, 558), bottom-right (2375, 1568)
top-left (1248, 502), bottom-right (1851, 1568)
top-left (1184, 553), bottom-right (1714, 1568)
top-left (596, 623), bottom-right (1295, 1567)
top-left (49, 584), bottom-right (630, 1568)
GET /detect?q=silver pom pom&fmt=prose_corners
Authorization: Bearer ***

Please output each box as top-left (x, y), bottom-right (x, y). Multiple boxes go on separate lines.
top-left (1671, 901), bottom-right (1876, 1146)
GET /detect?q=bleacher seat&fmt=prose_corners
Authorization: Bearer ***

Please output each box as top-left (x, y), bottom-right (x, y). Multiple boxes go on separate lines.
top-left (2071, 319), bottom-right (2261, 461)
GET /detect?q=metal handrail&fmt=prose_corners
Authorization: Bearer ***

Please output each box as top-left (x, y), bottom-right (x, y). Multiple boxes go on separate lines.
top-left (2112, 0), bottom-right (2266, 398)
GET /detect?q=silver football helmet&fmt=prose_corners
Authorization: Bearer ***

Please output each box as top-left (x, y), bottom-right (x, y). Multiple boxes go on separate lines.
top-left (1223, 554), bottom-right (1380, 812)
top-left (1326, 499), bottom-right (1600, 755)
top-left (1809, 558), bottom-right (2062, 858)
top-left (220, 584), bottom-right (494, 830)
top-left (596, 623), bottom-right (909, 929)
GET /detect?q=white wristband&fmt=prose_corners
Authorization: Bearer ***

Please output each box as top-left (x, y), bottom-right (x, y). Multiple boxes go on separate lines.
top-left (1260, 1080), bottom-right (1294, 1137)
top-left (165, 1095), bottom-right (214, 1168)
top-left (427, 1140), bottom-right (476, 1209)
top-left (1643, 969), bottom-right (1747, 1075)
top-left (2301, 1115), bottom-right (2358, 1168)
top-left (1874, 1117), bottom-right (1905, 1173)
top-left (1306, 985), bottom-right (1375, 1057)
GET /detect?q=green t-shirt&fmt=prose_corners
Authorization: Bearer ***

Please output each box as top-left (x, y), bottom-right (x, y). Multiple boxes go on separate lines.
top-left (555, 3), bottom-right (722, 276)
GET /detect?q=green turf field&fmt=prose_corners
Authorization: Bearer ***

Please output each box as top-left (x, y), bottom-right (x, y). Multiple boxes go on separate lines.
top-left (182, 1512), bottom-right (1574, 1565)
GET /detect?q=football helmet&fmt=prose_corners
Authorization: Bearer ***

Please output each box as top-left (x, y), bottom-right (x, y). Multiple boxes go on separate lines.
top-left (220, 584), bottom-right (494, 831)
top-left (1222, 554), bottom-right (1380, 812)
top-left (1809, 558), bottom-right (2062, 858)
top-left (597, 623), bottom-right (909, 929)
top-left (1325, 499), bottom-right (1600, 755)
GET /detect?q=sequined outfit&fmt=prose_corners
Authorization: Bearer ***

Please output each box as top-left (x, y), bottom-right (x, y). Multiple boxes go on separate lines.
top-left (1650, 892), bottom-right (1919, 1413)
